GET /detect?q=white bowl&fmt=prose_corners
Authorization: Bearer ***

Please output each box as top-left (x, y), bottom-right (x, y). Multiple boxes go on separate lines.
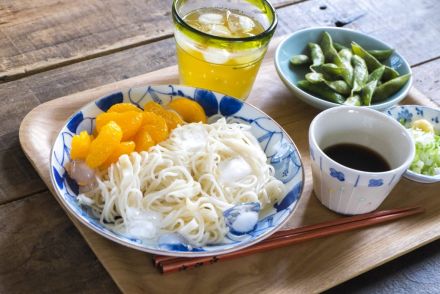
top-left (309, 106), bottom-right (415, 215)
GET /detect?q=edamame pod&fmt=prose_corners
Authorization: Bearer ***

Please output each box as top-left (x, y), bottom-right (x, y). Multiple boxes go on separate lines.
top-left (351, 42), bottom-right (399, 81)
top-left (311, 63), bottom-right (346, 80)
top-left (372, 74), bottom-right (411, 101)
top-left (367, 49), bottom-right (394, 61)
top-left (344, 95), bottom-right (362, 106)
top-left (338, 48), bottom-right (354, 86)
top-left (360, 80), bottom-right (378, 106)
top-left (305, 72), bottom-right (351, 95)
top-left (308, 43), bottom-right (325, 66)
top-left (351, 55), bottom-right (369, 92)
top-left (297, 80), bottom-right (345, 104)
top-left (290, 54), bottom-right (310, 65)
top-left (368, 65), bottom-right (385, 83)
top-left (320, 32), bottom-right (343, 65)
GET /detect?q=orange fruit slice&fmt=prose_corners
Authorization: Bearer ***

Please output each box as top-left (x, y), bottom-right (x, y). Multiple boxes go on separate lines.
top-left (141, 112), bottom-right (169, 143)
top-left (107, 103), bottom-right (142, 113)
top-left (101, 141), bottom-right (136, 168)
top-left (70, 131), bottom-right (93, 160)
top-left (168, 98), bottom-right (207, 123)
top-left (144, 101), bottom-right (184, 131)
top-left (96, 111), bottom-right (143, 141)
top-left (86, 121), bottom-right (123, 168)
top-left (133, 128), bottom-right (155, 152)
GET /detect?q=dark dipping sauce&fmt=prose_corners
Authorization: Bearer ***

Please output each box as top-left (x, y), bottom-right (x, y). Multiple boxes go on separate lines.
top-left (323, 143), bottom-right (391, 172)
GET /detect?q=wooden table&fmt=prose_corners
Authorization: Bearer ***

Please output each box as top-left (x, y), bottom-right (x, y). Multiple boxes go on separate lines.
top-left (1, 0), bottom-right (440, 293)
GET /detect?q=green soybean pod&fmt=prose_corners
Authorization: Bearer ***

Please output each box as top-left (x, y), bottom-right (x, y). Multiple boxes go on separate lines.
top-left (326, 80), bottom-right (351, 95)
top-left (368, 65), bottom-right (385, 83)
top-left (343, 95), bottom-right (362, 106)
top-left (351, 42), bottom-right (399, 81)
top-left (320, 32), bottom-right (343, 65)
top-left (360, 80), bottom-right (378, 106)
top-left (311, 63), bottom-right (346, 80)
top-left (334, 42), bottom-right (348, 52)
top-left (367, 49), bottom-right (394, 61)
top-left (297, 80), bottom-right (345, 104)
top-left (338, 48), bottom-right (354, 86)
top-left (351, 55), bottom-right (369, 92)
top-left (290, 54), bottom-right (310, 65)
top-left (372, 74), bottom-right (411, 101)
top-left (308, 43), bottom-right (325, 66)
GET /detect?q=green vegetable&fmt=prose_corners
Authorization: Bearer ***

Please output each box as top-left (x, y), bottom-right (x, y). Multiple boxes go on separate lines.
top-left (407, 122), bottom-right (440, 176)
top-left (305, 72), bottom-right (350, 95)
top-left (351, 55), bottom-right (369, 92)
top-left (351, 41), bottom-right (399, 81)
top-left (320, 32), bottom-right (343, 65)
top-left (297, 80), bottom-right (345, 104)
top-left (343, 95), bottom-right (362, 106)
top-left (338, 48), bottom-right (354, 86)
top-left (360, 80), bottom-right (378, 106)
top-left (290, 54), bottom-right (310, 65)
top-left (368, 66), bottom-right (385, 83)
top-left (372, 74), bottom-right (411, 101)
top-left (367, 49), bottom-right (394, 61)
top-left (308, 43), bottom-right (325, 66)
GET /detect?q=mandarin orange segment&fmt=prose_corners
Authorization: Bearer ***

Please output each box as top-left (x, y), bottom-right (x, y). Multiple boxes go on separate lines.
top-left (107, 103), bottom-right (142, 113)
top-left (141, 112), bottom-right (169, 143)
top-left (143, 101), bottom-right (164, 113)
top-left (168, 98), bottom-right (207, 123)
top-left (96, 111), bottom-right (143, 140)
top-left (133, 129), bottom-right (155, 152)
top-left (144, 101), bottom-right (184, 130)
top-left (101, 141), bottom-right (136, 168)
top-left (70, 131), bottom-right (93, 160)
top-left (86, 121), bottom-right (123, 168)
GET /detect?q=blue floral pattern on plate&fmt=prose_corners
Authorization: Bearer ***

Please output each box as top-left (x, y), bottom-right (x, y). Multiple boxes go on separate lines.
top-left (49, 85), bottom-right (305, 257)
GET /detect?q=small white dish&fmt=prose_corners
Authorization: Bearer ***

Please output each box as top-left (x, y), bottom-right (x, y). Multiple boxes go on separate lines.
top-left (386, 105), bottom-right (440, 183)
top-left (309, 106), bottom-right (415, 215)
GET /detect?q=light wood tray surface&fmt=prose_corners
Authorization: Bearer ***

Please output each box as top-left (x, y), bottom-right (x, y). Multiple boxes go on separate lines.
top-left (19, 38), bottom-right (440, 293)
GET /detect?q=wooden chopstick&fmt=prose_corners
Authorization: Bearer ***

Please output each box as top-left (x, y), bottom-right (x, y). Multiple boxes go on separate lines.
top-left (152, 206), bottom-right (418, 267)
top-left (153, 206), bottom-right (424, 274)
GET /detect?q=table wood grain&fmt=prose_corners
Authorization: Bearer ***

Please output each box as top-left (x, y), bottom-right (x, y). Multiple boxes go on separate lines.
top-left (1, 0), bottom-right (440, 293)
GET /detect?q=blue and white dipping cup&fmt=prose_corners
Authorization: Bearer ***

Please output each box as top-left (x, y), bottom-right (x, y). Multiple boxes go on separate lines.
top-left (308, 106), bottom-right (415, 215)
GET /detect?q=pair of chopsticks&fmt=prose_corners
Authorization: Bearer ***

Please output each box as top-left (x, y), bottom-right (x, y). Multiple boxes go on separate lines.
top-left (153, 206), bottom-right (424, 274)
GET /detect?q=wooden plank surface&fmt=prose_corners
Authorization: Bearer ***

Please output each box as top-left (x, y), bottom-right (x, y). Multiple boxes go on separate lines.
top-left (1, 0), bottom-right (440, 292)
top-left (0, 0), bottom-right (301, 82)
top-left (18, 40), bottom-right (440, 293)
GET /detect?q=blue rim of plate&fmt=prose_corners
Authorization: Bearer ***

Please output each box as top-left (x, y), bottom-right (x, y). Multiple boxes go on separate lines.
top-left (49, 84), bottom-right (305, 257)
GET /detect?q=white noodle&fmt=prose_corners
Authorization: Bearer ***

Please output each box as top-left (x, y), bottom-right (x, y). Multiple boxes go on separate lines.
top-left (79, 118), bottom-right (284, 246)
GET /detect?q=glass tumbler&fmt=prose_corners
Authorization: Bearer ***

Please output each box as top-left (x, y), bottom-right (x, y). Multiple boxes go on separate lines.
top-left (172, 0), bottom-right (277, 99)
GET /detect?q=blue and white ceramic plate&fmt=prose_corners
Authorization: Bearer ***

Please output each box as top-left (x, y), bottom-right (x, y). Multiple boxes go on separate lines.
top-left (50, 85), bottom-right (304, 257)
top-left (387, 105), bottom-right (440, 183)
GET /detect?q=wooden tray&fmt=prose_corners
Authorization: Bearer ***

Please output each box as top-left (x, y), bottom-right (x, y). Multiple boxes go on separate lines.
top-left (19, 37), bottom-right (440, 293)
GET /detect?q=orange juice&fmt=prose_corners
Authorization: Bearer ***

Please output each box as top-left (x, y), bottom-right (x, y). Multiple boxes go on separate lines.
top-left (172, 3), bottom-right (277, 99)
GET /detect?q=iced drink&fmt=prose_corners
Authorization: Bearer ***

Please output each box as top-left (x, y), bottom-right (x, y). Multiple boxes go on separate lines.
top-left (172, 1), bottom-right (277, 99)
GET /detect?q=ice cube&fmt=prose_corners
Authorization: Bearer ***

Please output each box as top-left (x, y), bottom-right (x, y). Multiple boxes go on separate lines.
top-left (198, 13), bottom-right (224, 25)
top-left (203, 47), bottom-right (230, 64)
top-left (227, 12), bottom-right (255, 34)
top-left (207, 24), bottom-right (231, 37)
